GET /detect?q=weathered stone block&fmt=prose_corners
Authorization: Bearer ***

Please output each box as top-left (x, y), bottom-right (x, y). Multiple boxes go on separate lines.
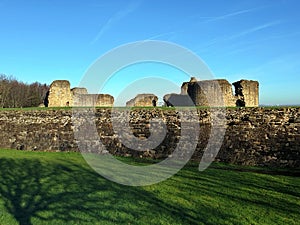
top-left (165, 78), bottom-right (259, 107)
top-left (233, 80), bottom-right (259, 107)
top-left (47, 80), bottom-right (72, 107)
top-left (126, 94), bottom-right (158, 107)
top-left (46, 80), bottom-right (114, 107)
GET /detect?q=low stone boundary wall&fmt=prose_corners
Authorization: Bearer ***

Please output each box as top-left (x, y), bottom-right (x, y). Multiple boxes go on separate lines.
top-left (0, 107), bottom-right (299, 168)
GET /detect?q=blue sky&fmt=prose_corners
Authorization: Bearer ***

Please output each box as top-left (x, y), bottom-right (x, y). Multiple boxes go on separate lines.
top-left (0, 0), bottom-right (300, 105)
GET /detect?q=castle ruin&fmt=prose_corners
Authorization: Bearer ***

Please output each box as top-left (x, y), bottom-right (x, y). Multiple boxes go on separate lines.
top-left (45, 78), bottom-right (258, 108)
top-left (126, 94), bottom-right (158, 107)
top-left (45, 80), bottom-right (114, 107)
top-left (233, 80), bottom-right (259, 107)
top-left (164, 78), bottom-right (259, 107)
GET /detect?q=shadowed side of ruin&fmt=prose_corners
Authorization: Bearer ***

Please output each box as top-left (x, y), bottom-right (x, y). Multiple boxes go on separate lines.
top-left (163, 94), bottom-right (194, 107)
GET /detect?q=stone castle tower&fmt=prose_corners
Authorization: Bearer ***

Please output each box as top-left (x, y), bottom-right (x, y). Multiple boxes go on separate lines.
top-left (45, 80), bottom-right (114, 107)
top-left (46, 80), bottom-right (73, 107)
top-left (164, 78), bottom-right (259, 107)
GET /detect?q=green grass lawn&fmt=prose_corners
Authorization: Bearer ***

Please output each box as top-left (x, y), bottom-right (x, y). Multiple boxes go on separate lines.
top-left (0, 150), bottom-right (299, 225)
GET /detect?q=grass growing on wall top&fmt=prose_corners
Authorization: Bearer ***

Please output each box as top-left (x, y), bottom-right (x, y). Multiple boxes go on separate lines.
top-left (1, 105), bottom-right (300, 112)
top-left (0, 149), bottom-right (299, 225)
top-left (0, 107), bottom-right (73, 111)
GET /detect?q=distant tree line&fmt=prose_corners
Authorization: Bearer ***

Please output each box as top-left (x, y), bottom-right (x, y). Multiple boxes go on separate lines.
top-left (0, 74), bottom-right (49, 108)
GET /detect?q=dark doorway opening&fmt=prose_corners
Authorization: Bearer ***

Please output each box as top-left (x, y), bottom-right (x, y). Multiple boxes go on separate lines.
top-left (152, 99), bottom-right (157, 107)
top-left (44, 91), bottom-right (50, 107)
top-left (236, 99), bottom-right (245, 107)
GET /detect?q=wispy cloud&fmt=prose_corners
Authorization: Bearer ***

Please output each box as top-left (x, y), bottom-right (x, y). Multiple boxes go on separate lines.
top-left (143, 31), bottom-right (179, 41)
top-left (227, 21), bottom-right (281, 40)
top-left (91, 1), bottom-right (141, 44)
top-left (131, 31), bottom-right (180, 50)
top-left (224, 29), bottom-right (300, 56)
top-left (203, 8), bottom-right (259, 23)
top-left (160, 7), bottom-right (262, 35)
top-left (197, 20), bottom-right (281, 53)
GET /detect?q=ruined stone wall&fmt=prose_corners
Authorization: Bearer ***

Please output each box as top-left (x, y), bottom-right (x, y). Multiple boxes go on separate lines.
top-left (233, 80), bottom-right (259, 107)
top-left (48, 80), bottom-right (73, 107)
top-left (71, 88), bottom-right (88, 96)
top-left (96, 94), bottom-right (115, 107)
top-left (73, 94), bottom-right (114, 107)
top-left (220, 80), bottom-right (237, 107)
top-left (187, 79), bottom-right (236, 107)
top-left (171, 79), bottom-right (259, 107)
top-left (47, 80), bottom-right (114, 107)
top-left (126, 94), bottom-right (158, 107)
top-left (181, 77), bottom-right (197, 94)
top-left (0, 107), bottom-right (299, 168)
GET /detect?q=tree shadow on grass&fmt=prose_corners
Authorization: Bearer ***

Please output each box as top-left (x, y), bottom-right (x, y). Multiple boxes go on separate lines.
top-left (174, 165), bottom-right (300, 222)
top-left (210, 164), bottom-right (300, 177)
top-left (0, 158), bottom-right (104, 224)
top-left (0, 157), bottom-right (234, 225)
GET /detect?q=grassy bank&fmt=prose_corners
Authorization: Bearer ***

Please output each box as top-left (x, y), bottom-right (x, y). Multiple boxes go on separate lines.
top-left (0, 149), bottom-right (299, 225)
